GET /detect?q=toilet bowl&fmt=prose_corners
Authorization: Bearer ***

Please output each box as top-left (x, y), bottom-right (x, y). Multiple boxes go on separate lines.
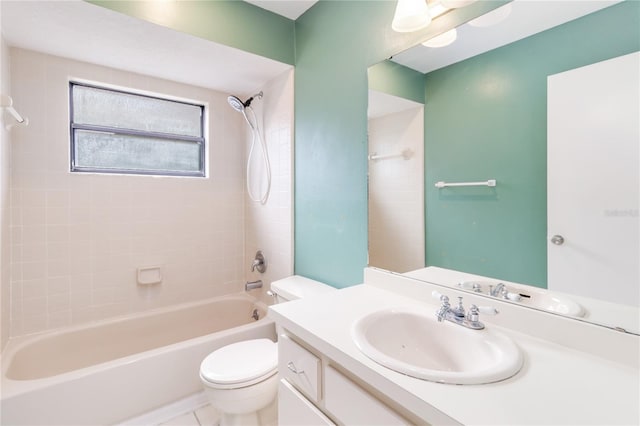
top-left (198, 276), bottom-right (335, 426)
top-left (200, 339), bottom-right (278, 426)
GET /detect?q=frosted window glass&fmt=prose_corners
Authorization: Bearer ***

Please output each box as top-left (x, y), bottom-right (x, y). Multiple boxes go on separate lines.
top-left (73, 85), bottom-right (202, 137)
top-left (74, 131), bottom-right (201, 173)
top-left (70, 82), bottom-right (206, 177)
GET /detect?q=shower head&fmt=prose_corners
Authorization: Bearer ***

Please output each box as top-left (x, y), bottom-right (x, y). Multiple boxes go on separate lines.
top-left (227, 91), bottom-right (264, 112)
top-left (227, 95), bottom-right (245, 112)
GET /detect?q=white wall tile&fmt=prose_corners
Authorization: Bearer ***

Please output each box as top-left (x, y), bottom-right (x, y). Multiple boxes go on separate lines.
top-left (7, 48), bottom-right (255, 336)
top-left (1, 36), bottom-right (12, 350)
top-left (244, 70), bottom-right (294, 303)
top-left (5, 48), bottom-right (294, 338)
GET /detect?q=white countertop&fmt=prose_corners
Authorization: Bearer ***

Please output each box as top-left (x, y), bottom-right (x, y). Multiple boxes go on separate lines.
top-left (269, 283), bottom-right (640, 425)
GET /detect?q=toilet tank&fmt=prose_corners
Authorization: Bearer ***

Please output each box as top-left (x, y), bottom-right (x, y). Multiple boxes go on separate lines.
top-left (270, 276), bottom-right (335, 303)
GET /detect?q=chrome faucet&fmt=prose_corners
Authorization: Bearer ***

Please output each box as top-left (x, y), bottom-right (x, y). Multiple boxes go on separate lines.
top-left (435, 294), bottom-right (486, 330)
top-left (251, 250), bottom-right (266, 273)
top-left (489, 283), bottom-right (507, 298)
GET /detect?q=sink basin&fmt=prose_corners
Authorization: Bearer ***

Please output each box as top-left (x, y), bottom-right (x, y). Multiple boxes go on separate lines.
top-left (526, 290), bottom-right (584, 317)
top-left (352, 307), bottom-right (523, 385)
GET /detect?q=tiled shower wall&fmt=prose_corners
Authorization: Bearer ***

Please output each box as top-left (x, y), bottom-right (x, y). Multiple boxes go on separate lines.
top-left (7, 48), bottom-right (256, 337)
top-left (244, 70), bottom-right (294, 297)
top-left (1, 37), bottom-right (12, 350)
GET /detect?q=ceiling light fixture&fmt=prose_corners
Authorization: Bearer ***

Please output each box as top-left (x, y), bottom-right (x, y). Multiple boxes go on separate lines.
top-left (422, 28), bottom-right (458, 48)
top-left (392, 0), bottom-right (432, 32)
top-left (428, 1), bottom-right (450, 20)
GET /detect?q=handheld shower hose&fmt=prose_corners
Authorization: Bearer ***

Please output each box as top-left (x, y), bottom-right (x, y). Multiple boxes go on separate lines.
top-left (227, 91), bottom-right (271, 204)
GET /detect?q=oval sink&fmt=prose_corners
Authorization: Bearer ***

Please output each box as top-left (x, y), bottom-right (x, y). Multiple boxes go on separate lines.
top-left (352, 307), bottom-right (523, 385)
top-left (527, 290), bottom-right (584, 317)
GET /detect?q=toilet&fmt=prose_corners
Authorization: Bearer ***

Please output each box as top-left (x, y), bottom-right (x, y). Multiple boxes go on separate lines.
top-left (199, 276), bottom-right (335, 426)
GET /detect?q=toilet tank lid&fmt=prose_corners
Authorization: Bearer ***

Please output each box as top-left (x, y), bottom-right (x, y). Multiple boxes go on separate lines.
top-left (200, 339), bottom-right (277, 385)
top-left (271, 275), bottom-right (336, 301)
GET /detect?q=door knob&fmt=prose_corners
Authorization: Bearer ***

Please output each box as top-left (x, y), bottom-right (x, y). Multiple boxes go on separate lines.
top-left (550, 235), bottom-right (565, 245)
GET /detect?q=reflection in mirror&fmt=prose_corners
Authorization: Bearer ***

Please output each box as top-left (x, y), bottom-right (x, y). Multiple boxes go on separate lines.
top-left (368, 61), bottom-right (425, 273)
top-left (367, 0), bottom-right (639, 334)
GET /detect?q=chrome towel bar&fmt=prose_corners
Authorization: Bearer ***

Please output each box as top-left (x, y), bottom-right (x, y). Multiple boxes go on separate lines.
top-left (435, 179), bottom-right (496, 188)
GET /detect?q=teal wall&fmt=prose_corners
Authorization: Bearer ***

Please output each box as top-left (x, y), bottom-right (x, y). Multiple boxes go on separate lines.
top-left (424, 1), bottom-right (640, 287)
top-left (369, 60), bottom-right (425, 104)
top-left (293, 1), bottom-right (507, 287)
top-left (88, 0), bottom-right (296, 65)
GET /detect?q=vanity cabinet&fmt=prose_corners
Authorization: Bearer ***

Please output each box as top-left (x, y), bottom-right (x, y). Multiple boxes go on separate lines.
top-left (278, 334), bottom-right (321, 401)
top-left (278, 331), bottom-right (411, 425)
top-left (278, 379), bottom-right (334, 425)
top-left (323, 365), bottom-right (408, 424)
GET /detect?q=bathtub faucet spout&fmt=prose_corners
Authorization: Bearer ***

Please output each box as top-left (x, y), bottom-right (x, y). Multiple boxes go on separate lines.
top-left (245, 280), bottom-right (263, 291)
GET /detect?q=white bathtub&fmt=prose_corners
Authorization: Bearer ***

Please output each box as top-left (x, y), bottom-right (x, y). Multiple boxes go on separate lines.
top-left (0, 293), bottom-right (276, 425)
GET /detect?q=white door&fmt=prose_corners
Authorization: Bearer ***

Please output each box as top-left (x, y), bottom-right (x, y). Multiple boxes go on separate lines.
top-left (547, 52), bottom-right (639, 306)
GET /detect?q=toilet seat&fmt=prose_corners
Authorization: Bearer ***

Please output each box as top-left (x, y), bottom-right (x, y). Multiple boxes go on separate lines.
top-left (200, 339), bottom-right (277, 389)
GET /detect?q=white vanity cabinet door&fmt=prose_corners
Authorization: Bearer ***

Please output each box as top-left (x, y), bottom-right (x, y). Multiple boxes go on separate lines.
top-left (324, 365), bottom-right (409, 425)
top-left (278, 334), bottom-right (321, 401)
top-left (279, 379), bottom-right (335, 426)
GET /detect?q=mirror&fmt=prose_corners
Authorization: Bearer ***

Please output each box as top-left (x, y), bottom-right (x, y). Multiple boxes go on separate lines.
top-left (368, 61), bottom-right (425, 273)
top-left (367, 0), bottom-right (639, 334)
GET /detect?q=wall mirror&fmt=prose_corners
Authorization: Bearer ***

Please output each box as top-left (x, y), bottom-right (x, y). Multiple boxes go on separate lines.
top-left (367, 0), bottom-right (639, 334)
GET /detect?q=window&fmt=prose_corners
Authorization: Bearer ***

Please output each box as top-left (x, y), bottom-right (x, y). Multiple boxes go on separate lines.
top-left (70, 82), bottom-right (206, 177)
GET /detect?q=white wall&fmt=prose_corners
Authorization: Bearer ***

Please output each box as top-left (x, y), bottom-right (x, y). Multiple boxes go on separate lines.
top-left (1, 36), bottom-right (12, 350)
top-left (368, 107), bottom-right (424, 273)
top-left (244, 70), bottom-right (294, 299)
top-left (8, 48), bottom-right (250, 337)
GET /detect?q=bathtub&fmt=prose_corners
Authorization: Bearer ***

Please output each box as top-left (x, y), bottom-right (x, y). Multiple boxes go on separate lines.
top-left (0, 293), bottom-right (276, 425)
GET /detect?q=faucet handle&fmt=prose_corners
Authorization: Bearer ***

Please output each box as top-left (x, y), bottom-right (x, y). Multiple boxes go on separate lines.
top-left (435, 294), bottom-right (450, 322)
top-left (466, 304), bottom-right (480, 322)
top-left (251, 250), bottom-right (266, 273)
top-left (477, 306), bottom-right (499, 315)
top-left (464, 305), bottom-right (486, 330)
top-left (431, 290), bottom-right (450, 304)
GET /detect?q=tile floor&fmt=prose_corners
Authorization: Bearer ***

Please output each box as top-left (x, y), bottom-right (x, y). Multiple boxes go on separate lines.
top-left (117, 393), bottom-right (218, 426)
top-left (159, 404), bottom-right (219, 426)
top-left (121, 391), bottom-right (277, 426)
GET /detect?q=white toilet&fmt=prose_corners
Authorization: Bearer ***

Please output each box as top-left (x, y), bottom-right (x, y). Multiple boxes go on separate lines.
top-left (199, 276), bottom-right (335, 426)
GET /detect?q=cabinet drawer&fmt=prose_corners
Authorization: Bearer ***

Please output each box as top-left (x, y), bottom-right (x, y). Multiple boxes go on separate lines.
top-left (279, 379), bottom-right (335, 426)
top-left (279, 334), bottom-right (321, 401)
top-left (324, 365), bottom-right (408, 425)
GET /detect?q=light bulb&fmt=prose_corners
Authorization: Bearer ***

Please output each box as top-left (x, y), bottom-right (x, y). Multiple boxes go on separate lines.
top-left (392, 0), bottom-right (431, 33)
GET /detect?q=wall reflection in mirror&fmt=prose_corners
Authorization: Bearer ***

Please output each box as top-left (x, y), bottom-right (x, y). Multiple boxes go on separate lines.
top-left (367, 0), bottom-right (639, 334)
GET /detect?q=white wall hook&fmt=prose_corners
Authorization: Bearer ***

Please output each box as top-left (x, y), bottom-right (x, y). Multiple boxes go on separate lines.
top-left (1, 94), bottom-right (29, 130)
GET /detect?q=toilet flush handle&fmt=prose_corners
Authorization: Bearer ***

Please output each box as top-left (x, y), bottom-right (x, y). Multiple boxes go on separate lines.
top-left (287, 362), bottom-right (304, 375)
